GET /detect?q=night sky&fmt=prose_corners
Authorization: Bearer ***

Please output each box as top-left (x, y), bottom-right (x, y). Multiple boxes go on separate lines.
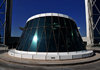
top-left (12, 0), bottom-right (86, 37)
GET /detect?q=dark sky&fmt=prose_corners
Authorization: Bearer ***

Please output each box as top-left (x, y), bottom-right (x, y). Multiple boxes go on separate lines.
top-left (12, 0), bottom-right (86, 37)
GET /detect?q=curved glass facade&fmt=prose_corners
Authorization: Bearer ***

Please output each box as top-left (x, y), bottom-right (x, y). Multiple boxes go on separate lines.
top-left (16, 16), bottom-right (85, 52)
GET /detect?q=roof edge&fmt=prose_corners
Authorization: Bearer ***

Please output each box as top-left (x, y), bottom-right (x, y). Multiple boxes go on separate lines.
top-left (26, 13), bottom-right (73, 22)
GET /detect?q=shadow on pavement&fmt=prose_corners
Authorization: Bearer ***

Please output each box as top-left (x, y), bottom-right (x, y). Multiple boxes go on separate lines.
top-left (0, 44), bottom-right (9, 54)
top-left (93, 50), bottom-right (100, 53)
top-left (0, 50), bottom-right (8, 54)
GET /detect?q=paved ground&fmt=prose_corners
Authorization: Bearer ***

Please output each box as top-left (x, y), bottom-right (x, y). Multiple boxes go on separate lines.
top-left (0, 46), bottom-right (100, 70)
top-left (0, 52), bottom-right (100, 65)
top-left (0, 58), bottom-right (100, 70)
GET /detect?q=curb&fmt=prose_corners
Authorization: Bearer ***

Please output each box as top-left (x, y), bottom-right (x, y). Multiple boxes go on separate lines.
top-left (0, 53), bottom-right (100, 66)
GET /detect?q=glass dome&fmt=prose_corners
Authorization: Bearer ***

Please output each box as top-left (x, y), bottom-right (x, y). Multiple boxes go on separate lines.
top-left (16, 13), bottom-right (86, 52)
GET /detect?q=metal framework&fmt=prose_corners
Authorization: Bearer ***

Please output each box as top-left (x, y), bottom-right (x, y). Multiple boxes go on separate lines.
top-left (0, 0), bottom-right (6, 44)
top-left (0, 0), bottom-right (12, 44)
top-left (85, 0), bottom-right (100, 45)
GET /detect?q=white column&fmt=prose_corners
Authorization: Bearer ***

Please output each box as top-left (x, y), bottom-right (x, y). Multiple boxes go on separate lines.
top-left (85, 0), bottom-right (94, 45)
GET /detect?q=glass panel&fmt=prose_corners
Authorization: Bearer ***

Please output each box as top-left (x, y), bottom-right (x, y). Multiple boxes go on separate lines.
top-left (58, 29), bottom-right (67, 52)
top-left (45, 27), bottom-right (51, 52)
top-left (47, 31), bottom-right (57, 52)
top-left (70, 20), bottom-right (85, 51)
top-left (37, 29), bottom-right (47, 52)
top-left (52, 16), bottom-right (60, 29)
top-left (17, 16), bottom-right (85, 52)
top-left (17, 28), bottom-right (29, 50)
top-left (59, 17), bottom-right (65, 27)
top-left (26, 20), bottom-right (34, 28)
top-left (64, 18), bottom-right (73, 51)
top-left (52, 16), bottom-right (59, 52)
top-left (16, 29), bottom-right (25, 50)
top-left (28, 28), bottom-right (37, 51)
top-left (45, 16), bottom-right (51, 27)
top-left (17, 20), bottom-right (32, 50)
top-left (32, 18), bottom-right (39, 27)
top-left (22, 28), bottom-right (35, 51)
top-left (38, 17), bottom-right (45, 27)
top-left (58, 17), bottom-right (67, 52)
top-left (28, 30), bottom-right (38, 51)
top-left (47, 16), bottom-right (58, 52)
top-left (28, 18), bottom-right (40, 51)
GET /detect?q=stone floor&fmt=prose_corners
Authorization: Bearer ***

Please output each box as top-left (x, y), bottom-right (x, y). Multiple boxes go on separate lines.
top-left (0, 56), bottom-right (100, 70)
top-left (0, 46), bottom-right (100, 70)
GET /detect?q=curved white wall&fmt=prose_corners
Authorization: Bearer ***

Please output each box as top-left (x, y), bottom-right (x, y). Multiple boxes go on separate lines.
top-left (8, 49), bottom-right (94, 60)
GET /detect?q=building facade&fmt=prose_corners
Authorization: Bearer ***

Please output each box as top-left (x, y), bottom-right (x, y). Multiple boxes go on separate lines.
top-left (16, 13), bottom-right (85, 52)
top-left (0, 0), bottom-right (12, 44)
top-left (85, 0), bottom-right (100, 45)
top-left (8, 13), bottom-right (94, 60)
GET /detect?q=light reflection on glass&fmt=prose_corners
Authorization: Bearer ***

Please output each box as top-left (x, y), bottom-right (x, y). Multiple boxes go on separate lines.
top-left (30, 31), bottom-right (38, 51)
top-left (33, 31), bottom-right (38, 43)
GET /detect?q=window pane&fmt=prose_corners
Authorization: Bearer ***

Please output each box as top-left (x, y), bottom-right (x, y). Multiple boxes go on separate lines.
top-left (64, 18), bottom-right (73, 52)
top-left (59, 17), bottom-right (65, 27)
top-left (45, 16), bottom-right (51, 27)
top-left (37, 29), bottom-right (47, 52)
top-left (38, 17), bottom-right (45, 27)
top-left (47, 31), bottom-right (57, 52)
top-left (28, 28), bottom-right (38, 51)
top-left (70, 20), bottom-right (85, 51)
top-left (28, 19), bottom-right (34, 28)
top-left (32, 18), bottom-right (39, 27)
top-left (47, 16), bottom-right (58, 52)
